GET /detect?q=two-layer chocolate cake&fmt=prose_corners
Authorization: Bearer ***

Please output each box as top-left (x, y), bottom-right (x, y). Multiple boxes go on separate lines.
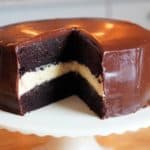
top-left (0, 18), bottom-right (150, 118)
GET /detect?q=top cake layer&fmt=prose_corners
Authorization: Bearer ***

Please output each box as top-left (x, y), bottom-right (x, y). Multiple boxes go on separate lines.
top-left (0, 18), bottom-right (150, 51)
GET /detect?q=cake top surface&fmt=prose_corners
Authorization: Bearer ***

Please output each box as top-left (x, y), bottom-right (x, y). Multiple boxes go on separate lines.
top-left (0, 18), bottom-right (150, 51)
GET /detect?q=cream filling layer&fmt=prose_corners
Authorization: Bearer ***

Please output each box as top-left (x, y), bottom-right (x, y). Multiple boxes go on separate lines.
top-left (18, 61), bottom-right (104, 97)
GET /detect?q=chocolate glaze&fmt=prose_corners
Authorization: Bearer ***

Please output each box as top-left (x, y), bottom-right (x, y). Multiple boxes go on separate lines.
top-left (0, 18), bottom-right (150, 117)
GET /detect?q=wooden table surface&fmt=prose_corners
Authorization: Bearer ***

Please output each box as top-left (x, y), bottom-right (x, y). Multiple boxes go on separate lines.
top-left (0, 128), bottom-right (149, 150)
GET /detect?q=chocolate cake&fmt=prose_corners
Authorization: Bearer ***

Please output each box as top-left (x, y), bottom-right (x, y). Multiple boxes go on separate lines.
top-left (0, 18), bottom-right (150, 118)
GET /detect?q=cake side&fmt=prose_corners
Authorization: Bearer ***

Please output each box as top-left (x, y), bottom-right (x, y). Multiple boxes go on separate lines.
top-left (0, 45), bottom-right (20, 114)
top-left (102, 48), bottom-right (144, 117)
top-left (16, 29), bottom-right (105, 116)
top-left (16, 28), bottom-right (103, 98)
top-left (139, 42), bottom-right (150, 107)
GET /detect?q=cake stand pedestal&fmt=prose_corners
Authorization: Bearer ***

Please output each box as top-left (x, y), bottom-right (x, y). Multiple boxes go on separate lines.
top-left (0, 96), bottom-right (149, 150)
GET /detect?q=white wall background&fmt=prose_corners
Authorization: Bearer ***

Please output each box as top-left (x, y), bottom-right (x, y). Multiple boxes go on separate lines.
top-left (0, 0), bottom-right (150, 29)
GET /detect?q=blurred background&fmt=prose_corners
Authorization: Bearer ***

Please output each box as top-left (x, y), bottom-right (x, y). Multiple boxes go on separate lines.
top-left (0, 0), bottom-right (150, 29)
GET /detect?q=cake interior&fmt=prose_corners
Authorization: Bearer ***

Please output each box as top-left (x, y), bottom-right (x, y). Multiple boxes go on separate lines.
top-left (20, 69), bottom-right (105, 117)
top-left (19, 61), bottom-right (103, 97)
top-left (17, 30), bottom-right (105, 117)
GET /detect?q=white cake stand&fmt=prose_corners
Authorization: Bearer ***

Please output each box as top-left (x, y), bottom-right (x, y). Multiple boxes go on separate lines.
top-left (0, 96), bottom-right (149, 150)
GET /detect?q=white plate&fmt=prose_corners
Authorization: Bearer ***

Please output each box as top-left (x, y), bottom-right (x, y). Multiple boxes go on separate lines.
top-left (0, 96), bottom-right (149, 137)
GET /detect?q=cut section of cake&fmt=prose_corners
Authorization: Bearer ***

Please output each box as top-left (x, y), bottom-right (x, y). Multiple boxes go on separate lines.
top-left (0, 18), bottom-right (150, 118)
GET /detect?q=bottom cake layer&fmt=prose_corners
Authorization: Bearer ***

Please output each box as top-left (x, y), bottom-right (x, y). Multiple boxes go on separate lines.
top-left (1, 71), bottom-right (144, 117)
top-left (20, 72), bottom-right (105, 117)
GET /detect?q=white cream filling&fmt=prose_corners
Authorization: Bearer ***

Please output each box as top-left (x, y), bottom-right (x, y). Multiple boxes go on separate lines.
top-left (18, 61), bottom-right (104, 97)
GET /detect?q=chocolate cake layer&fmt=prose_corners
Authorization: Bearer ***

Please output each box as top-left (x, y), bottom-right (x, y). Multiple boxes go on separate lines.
top-left (20, 72), bottom-right (104, 117)
top-left (17, 29), bottom-right (102, 77)
top-left (20, 72), bottom-right (77, 115)
top-left (0, 18), bottom-right (150, 118)
top-left (77, 73), bottom-right (105, 118)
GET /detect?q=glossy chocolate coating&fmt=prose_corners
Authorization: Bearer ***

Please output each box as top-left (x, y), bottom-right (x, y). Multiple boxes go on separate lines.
top-left (0, 18), bottom-right (150, 117)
